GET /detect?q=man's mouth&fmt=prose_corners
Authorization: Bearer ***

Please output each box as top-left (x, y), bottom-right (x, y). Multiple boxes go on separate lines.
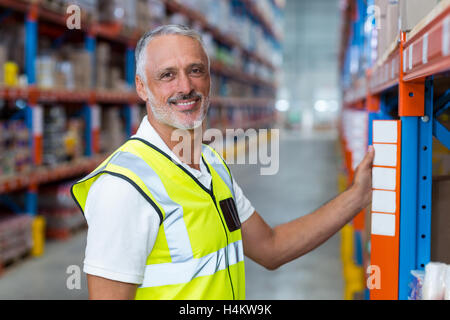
top-left (170, 97), bottom-right (201, 110)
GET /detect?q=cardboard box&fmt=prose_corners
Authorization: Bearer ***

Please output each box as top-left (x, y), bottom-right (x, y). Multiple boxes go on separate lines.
top-left (375, 0), bottom-right (389, 59)
top-left (433, 137), bottom-right (450, 176)
top-left (431, 176), bottom-right (450, 264)
top-left (386, 0), bottom-right (399, 48)
top-left (399, 0), bottom-right (440, 31)
top-left (376, 0), bottom-right (400, 60)
top-left (69, 51), bottom-right (91, 89)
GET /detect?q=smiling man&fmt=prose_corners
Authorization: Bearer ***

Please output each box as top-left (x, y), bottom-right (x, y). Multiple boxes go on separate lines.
top-left (71, 25), bottom-right (374, 300)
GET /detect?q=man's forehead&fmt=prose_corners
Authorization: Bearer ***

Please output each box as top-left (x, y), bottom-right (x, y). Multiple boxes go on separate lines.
top-left (145, 34), bottom-right (208, 70)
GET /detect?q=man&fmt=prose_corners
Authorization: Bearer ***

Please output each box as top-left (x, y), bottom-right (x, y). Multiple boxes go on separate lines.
top-left (71, 25), bottom-right (374, 300)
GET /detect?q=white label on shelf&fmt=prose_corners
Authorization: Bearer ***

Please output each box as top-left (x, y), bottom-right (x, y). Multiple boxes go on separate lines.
top-left (443, 16), bottom-right (450, 57)
top-left (372, 190), bottom-right (396, 213)
top-left (33, 104), bottom-right (43, 136)
top-left (373, 120), bottom-right (398, 143)
top-left (373, 144), bottom-right (397, 167)
top-left (403, 49), bottom-right (407, 73)
top-left (385, 64), bottom-right (388, 82)
top-left (423, 33), bottom-right (428, 64)
top-left (91, 105), bottom-right (100, 130)
top-left (391, 59), bottom-right (395, 79)
top-left (409, 44), bottom-right (413, 70)
top-left (371, 213), bottom-right (396, 236)
top-left (372, 167), bottom-right (397, 190)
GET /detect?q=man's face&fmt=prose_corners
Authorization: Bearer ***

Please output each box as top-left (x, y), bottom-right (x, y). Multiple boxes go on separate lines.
top-left (139, 35), bottom-right (211, 130)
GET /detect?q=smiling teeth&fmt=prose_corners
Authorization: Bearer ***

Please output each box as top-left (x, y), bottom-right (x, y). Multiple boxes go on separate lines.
top-left (177, 101), bottom-right (196, 106)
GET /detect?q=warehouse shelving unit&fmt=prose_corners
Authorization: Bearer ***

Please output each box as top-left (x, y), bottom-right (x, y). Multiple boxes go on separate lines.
top-left (340, 0), bottom-right (450, 300)
top-left (0, 0), bottom-right (282, 267)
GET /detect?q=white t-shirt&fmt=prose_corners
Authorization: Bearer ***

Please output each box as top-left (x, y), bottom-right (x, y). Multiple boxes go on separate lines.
top-left (83, 117), bottom-right (255, 284)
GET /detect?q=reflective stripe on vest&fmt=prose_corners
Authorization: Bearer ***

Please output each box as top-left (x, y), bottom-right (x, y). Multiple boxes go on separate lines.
top-left (108, 151), bottom-right (194, 262)
top-left (139, 240), bottom-right (244, 288)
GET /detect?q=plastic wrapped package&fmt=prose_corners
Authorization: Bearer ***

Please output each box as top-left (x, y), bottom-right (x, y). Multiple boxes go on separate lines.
top-left (445, 266), bottom-right (450, 300)
top-left (409, 270), bottom-right (424, 300)
top-left (422, 262), bottom-right (447, 300)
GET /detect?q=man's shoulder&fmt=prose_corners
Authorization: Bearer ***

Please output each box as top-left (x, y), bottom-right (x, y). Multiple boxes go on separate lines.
top-left (89, 172), bottom-right (137, 196)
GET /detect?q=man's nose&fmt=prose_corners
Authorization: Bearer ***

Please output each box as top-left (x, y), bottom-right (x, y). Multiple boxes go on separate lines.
top-left (177, 72), bottom-right (194, 95)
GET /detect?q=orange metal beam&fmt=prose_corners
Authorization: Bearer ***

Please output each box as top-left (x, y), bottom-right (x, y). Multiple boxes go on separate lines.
top-left (399, 32), bottom-right (425, 117)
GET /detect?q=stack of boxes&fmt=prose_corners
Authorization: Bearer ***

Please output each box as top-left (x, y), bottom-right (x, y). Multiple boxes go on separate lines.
top-left (42, 106), bottom-right (85, 167)
top-left (376, 0), bottom-right (442, 61)
top-left (0, 121), bottom-right (32, 177)
top-left (35, 49), bottom-right (91, 90)
top-left (344, 0), bottom-right (443, 90)
top-left (43, 106), bottom-right (67, 167)
top-left (399, 0), bottom-right (442, 31)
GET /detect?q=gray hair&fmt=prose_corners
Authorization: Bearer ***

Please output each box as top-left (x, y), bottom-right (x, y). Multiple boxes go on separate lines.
top-left (135, 24), bottom-right (210, 83)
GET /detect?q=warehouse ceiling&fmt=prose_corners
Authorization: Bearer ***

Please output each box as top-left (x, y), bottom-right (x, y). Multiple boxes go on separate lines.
top-left (281, 0), bottom-right (340, 124)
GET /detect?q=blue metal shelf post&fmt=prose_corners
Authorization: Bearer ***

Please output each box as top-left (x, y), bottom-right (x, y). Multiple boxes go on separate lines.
top-left (398, 78), bottom-right (434, 300)
top-left (124, 46), bottom-right (136, 137)
top-left (24, 11), bottom-right (38, 215)
top-left (84, 34), bottom-right (97, 156)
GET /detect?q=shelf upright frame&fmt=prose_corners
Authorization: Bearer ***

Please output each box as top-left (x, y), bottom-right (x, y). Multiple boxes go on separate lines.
top-left (84, 33), bottom-right (98, 156)
top-left (24, 4), bottom-right (40, 215)
top-left (398, 29), bottom-right (434, 300)
top-left (124, 46), bottom-right (138, 137)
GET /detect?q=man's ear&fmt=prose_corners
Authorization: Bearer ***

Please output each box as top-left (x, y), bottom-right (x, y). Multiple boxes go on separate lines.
top-left (136, 75), bottom-right (148, 102)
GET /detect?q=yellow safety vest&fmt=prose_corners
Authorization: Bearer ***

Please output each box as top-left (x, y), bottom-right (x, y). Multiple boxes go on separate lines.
top-left (71, 137), bottom-right (246, 300)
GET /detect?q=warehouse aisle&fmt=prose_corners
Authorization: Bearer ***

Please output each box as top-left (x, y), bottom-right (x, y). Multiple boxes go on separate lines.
top-left (0, 129), bottom-right (342, 300)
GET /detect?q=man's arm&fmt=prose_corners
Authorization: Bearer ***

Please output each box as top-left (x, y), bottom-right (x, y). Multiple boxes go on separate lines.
top-left (241, 147), bottom-right (374, 270)
top-left (87, 274), bottom-right (138, 300)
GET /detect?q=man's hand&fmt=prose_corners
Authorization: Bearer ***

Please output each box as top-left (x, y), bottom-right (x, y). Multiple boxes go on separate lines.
top-left (242, 147), bottom-right (376, 270)
top-left (351, 145), bottom-right (375, 210)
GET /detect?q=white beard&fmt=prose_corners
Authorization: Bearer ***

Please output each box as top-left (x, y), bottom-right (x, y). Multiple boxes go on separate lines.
top-left (146, 86), bottom-right (209, 130)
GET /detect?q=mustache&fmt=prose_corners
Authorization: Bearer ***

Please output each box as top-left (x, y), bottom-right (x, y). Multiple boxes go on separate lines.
top-left (167, 91), bottom-right (202, 104)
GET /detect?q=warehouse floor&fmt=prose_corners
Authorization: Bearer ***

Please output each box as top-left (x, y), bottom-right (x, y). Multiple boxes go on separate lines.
top-left (0, 129), bottom-right (343, 300)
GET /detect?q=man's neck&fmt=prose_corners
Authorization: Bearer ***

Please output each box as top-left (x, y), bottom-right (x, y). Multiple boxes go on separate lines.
top-left (147, 115), bottom-right (203, 171)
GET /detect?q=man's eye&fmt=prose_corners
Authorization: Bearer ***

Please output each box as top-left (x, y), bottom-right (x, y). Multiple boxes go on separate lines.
top-left (191, 68), bottom-right (204, 75)
top-left (161, 73), bottom-right (174, 79)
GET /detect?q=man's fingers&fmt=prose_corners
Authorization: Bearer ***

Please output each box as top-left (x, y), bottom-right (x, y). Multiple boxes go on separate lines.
top-left (359, 146), bottom-right (375, 169)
